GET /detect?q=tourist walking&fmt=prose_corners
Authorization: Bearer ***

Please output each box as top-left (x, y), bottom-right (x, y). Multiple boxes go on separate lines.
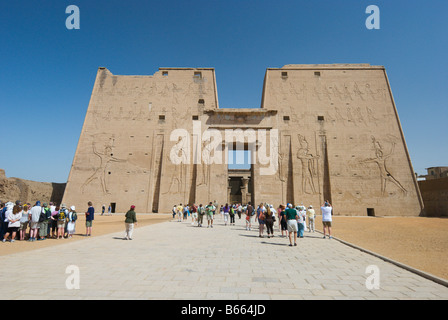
top-left (85, 201), bottom-right (95, 237)
top-left (183, 204), bottom-right (189, 221)
top-left (124, 205), bottom-right (138, 240)
top-left (300, 205), bottom-right (308, 232)
top-left (278, 205), bottom-right (288, 237)
top-left (223, 204), bottom-right (230, 226)
top-left (219, 205), bottom-right (224, 220)
top-left (270, 205), bottom-right (277, 223)
top-left (296, 206), bottom-right (305, 238)
top-left (306, 205), bottom-right (315, 232)
top-left (321, 201), bottom-right (333, 239)
top-left (285, 204), bottom-right (298, 246)
top-left (177, 204), bottom-right (183, 222)
top-left (265, 205), bottom-right (275, 238)
top-left (229, 205), bottom-right (235, 225)
top-left (172, 205), bottom-right (177, 220)
top-left (245, 202), bottom-right (254, 231)
top-left (237, 204), bottom-right (242, 219)
top-left (205, 202), bottom-right (215, 228)
top-left (256, 203), bottom-right (266, 237)
top-left (66, 206), bottom-right (77, 238)
top-left (191, 203), bottom-right (198, 225)
top-left (197, 204), bottom-right (205, 227)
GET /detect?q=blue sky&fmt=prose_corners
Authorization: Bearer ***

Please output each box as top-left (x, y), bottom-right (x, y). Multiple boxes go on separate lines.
top-left (0, 0), bottom-right (447, 182)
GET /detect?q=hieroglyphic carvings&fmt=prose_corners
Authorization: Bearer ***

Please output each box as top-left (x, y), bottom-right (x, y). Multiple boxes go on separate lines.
top-left (360, 135), bottom-right (407, 196)
top-left (164, 136), bottom-right (189, 196)
top-left (326, 105), bottom-right (380, 127)
top-left (81, 136), bottom-right (125, 194)
top-left (198, 139), bottom-right (212, 187)
top-left (297, 134), bottom-right (320, 194)
top-left (63, 65), bottom-right (422, 216)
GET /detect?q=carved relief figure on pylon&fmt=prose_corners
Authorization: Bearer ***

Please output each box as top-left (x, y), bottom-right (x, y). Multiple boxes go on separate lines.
top-left (81, 136), bottom-right (125, 194)
top-left (296, 134), bottom-right (319, 194)
top-left (360, 136), bottom-right (407, 196)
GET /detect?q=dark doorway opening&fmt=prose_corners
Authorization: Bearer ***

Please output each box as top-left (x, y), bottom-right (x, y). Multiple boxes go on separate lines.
top-left (367, 208), bottom-right (375, 217)
top-left (229, 176), bottom-right (243, 204)
top-left (228, 145), bottom-right (254, 205)
top-left (111, 202), bottom-right (116, 214)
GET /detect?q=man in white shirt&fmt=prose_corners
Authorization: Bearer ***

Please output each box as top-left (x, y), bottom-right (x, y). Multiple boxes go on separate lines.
top-left (29, 201), bottom-right (42, 241)
top-left (321, 201), bottom-right (333, 239)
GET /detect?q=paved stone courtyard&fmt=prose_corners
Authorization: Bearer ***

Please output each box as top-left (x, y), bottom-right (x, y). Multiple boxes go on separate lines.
top-left (1, 215), bottom-right (447, 300)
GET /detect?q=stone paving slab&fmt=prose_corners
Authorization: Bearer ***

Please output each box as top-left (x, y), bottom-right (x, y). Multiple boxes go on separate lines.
top-left (0, 215), bottom-right (447, 300)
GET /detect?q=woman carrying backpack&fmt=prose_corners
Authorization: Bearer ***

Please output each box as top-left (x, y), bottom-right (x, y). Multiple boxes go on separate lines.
top-left (57, 205), bottom-right (68, 239)
top-left (256, 203), bottom-right (266, 238)
top-left (229, 205), bottom-right (235, 226)
top-left (265, 205), bottom-right (275, 238)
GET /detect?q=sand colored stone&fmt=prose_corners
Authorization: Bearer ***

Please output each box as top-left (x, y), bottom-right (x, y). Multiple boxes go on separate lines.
top-left (1, 214), bottom-right (446, 281)
top-left (62, 64), bottom-right (423, 216)
top-left (0, 169), bottom-right (65, 205)
top-left (1, 214), bottom-right (447, 301)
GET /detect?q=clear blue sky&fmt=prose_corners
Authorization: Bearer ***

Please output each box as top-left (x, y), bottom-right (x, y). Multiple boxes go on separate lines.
top-left (1, 0), bottom-right (447, 182)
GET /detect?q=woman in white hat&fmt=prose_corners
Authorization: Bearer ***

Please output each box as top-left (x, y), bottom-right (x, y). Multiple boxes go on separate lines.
top-left (66, 206), bottom-right (77, 238)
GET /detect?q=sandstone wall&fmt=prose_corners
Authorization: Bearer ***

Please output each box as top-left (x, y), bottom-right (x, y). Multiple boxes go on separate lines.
top-left (0, 169), bottom-right (66, 205)
top-left (418, 177), bottom-right (448, 217)
top-left (259, 64), bottom-right (423, 216)
top-left (62, 67), bottom-right (220, 213)
top-left (61, 65), bottom-right (424, 216)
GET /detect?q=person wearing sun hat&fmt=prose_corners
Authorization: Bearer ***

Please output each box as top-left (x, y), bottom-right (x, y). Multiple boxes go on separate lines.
top-left (306, 205), bottom-right (316, 232)
top-left (124, 205), bottom-right (138, 240)
top-left (65, 205), bottom-right (77, 238)
top-left (56, 204), bottom-right (68, 239)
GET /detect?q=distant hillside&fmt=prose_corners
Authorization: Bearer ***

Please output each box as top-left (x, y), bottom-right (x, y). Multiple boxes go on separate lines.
top-left (0, 169), bottom-right (66, 205)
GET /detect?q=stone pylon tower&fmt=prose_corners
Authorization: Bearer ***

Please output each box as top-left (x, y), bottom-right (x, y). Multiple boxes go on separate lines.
top-left (62, 64), bottom-right (424, 216)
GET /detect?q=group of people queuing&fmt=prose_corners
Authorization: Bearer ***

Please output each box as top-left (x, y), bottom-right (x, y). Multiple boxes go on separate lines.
top-left (172, 200), bottom-right (334, 246)
top-left (0, 200), bottom-right (96, 243)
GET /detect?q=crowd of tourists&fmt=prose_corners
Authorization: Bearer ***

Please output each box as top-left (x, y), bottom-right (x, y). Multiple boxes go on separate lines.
top-left (1, 197), bottom-right (332, 247)
top-left (0, 200), bottom-right (95, 243)
top-left (172, 200), bottom-right (333, 246)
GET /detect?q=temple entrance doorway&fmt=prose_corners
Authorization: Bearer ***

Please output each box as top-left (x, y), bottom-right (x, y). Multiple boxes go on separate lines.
top-left (227, 148), bottom-right (253, 205)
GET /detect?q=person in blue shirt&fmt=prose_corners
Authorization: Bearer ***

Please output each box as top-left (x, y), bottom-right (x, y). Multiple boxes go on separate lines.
top-left (85, 201), bottom-right (95, 236)
top-left (0, 202), bottom-right (7, 239)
